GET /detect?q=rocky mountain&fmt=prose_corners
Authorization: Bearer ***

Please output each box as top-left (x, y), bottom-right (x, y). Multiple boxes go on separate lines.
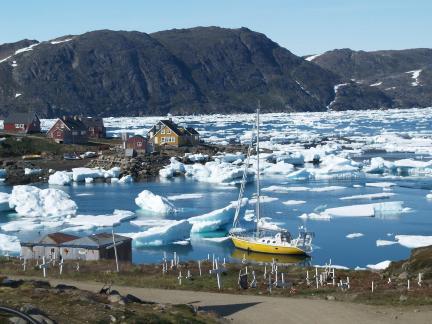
top-left (306, 48), bottom-right (432, 110)
top-left (0, 28), bottom-right (430, 118)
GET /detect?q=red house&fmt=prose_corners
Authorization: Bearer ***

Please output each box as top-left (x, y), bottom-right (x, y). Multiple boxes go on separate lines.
top-left (3, 112), bottom-right (41, 134)
top-left (47, 116), bottom-right (88, 144)
top-left (81, 117), bottom-right (106, 139)
top-left (126, 135), bottom-right (147, 152)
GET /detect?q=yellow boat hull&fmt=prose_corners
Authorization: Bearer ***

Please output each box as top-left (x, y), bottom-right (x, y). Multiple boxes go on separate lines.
top-left (231, 236), bottom-right (307, 255)
top-left (231, 249), bottom-right (308, 264)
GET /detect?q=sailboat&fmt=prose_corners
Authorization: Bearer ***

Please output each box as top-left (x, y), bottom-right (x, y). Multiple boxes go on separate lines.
top-left (229, 105), bottom-right (314, 255)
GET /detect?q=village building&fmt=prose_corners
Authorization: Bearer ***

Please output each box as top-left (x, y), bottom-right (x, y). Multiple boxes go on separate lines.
top-left (20, 232), bottom-right (132, 262)
top-left (148, 119), bottom-right (200, 147)
top-left (47, 116), bottom-right (88, 144)
top-left (81, 117), bottom-right (106, 139)
top-left (3, 111), bottom-right (41, 134)
top-left (126, 134), bottom-right (148, 152)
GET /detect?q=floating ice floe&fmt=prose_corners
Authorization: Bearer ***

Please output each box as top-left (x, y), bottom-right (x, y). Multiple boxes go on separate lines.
top-left (1, 219), bottom-right (64, 232)
top-left (346, 233), bottom-right (364, 239)
top-left (126, 220), bottom-right (192, 246)
top-left (184, 153), bottom-right (209, 162)
top-left (72, 167), bottom-right (121, 182)
top-left (300, 201), bottom-right (406, 219)
top-left (0, 192), bottom-right (12, 211)
top-left (365, 182), bottom-right (397, 188)
top-left (167, 193), bottom-right (204, 201)
top-left (248, 196), bottom-right (279, 204)
top-left (135, 190), bottom-right (175, 214)
top-left (394, 235), bottom-right (432, 248)
top-left (118, 175), bottom-right (133, 183)
top-left (9, 185), bottom-right (77, 217)
top-left (376, 239), bottom-right (398, 246)
top-left (426, 192), bottom-right (432, 200)
top-left (63, 210), bottom-right (135, 231)
top-left (367, 260), bottom-right (391, 270)
top-left (0, 233), bottom-right (20, 253)
top-left (282, 200), bottom-right (306, 205)
top-left (188, 199), bottom-right (247, 233)
top-left (364, 157), bottom-right (432, 176)
top-left (340, 193), bottom-right (395, 200)
top-left (262, 161), bottom-right (294, 175)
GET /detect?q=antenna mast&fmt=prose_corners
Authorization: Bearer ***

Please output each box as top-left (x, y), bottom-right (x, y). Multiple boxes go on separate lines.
top-left (255, 102), bottom-right (261, 234)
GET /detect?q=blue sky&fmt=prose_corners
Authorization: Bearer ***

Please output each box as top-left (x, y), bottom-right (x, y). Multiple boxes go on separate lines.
top-left (1, 0), bottom-right (430, 56)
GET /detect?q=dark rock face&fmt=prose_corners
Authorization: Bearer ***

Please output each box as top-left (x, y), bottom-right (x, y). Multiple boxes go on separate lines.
top-left (309, 48), bottom-right (432, 109)
top-left (1, 29), bottom-right (431, 117)
top-left (0, 28), bottom-right (339, 117)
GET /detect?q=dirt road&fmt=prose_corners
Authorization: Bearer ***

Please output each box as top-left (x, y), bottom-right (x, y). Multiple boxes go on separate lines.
top-left (10, 276), bottom-right (432, 323)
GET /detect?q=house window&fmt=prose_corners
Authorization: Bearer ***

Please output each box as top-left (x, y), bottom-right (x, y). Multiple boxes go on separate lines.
top-left (81, 131), bottom-right (86, 135)
top-left (137, 141), bottom-right (142, 147)
top-left (15, 123), bottom-right (24, 128)
top-left (72, 131), bottom-right (78, 135)
top-left (161, 128), bottom-right (165, 134)
top-left (161, 137), bottom-right (166, 143)
top-left (166, 129), bottom-right (171, 134)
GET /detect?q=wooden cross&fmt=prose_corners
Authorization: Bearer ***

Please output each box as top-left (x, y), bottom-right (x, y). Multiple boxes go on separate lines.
top-left (22, 258), bottom-right (26, 271)
top-left (59, 258), bottom-right (64, 275)
top-left (198, 260), bottom-right (202, 277)
top-left (39, 256), bottom-right (49, 278)
top-left (178, 271), bottom-right (183, 285)
top-left (209, 260), bottom-right (224, 290)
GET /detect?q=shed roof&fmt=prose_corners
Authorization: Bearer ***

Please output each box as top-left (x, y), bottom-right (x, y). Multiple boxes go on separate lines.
top-left (59, 117), bottom-right (87, 131)
top-left (81, 117), bottom-right (105, 128)
top-left (4, 112), bottom-right (39, 124)
top-left (63, 233), bottom-right (131, 248)
top-left (41, 232), bottom-right (79, 244)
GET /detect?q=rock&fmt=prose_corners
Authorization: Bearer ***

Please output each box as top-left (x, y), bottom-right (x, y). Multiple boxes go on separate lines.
top-left (109, 315), bottom-right (117, 323)
top-left (54, 284), bottom-right (77, 290)
top-left (31, 280), bottom-right (51, 289)
top-left (1, 278), bottom-right (23, 288)
top-left (399, 295), bottom-right (408, 302)
top-left (326, 295), bottom-right (336, 301)
top-left (398, 272), bottom-right (408, 280)
top-left (107, 294), bottom-right (122, 303)
top-left (20, 304), bottom-right (42, 315)
top-left (123, 294), bottom-right (143, 304)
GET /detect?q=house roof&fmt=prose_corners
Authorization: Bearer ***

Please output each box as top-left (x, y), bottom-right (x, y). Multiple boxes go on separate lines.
top-left (59, 117), bottom-right (87, 131)
top-left (126, 135), bottom-right (146, 141)
top-left (186, 127), bottom-right (199, 135)
top-left (159, 120), bottom-right (183, 136)
top-left (42, 233), bottom-right (79, 244)
top-left (4, 112), bottom-right (39, 124)
top-left (80, 117), bottom-right (105, 128)
top-left (63, 233), bottom-right (131, 248)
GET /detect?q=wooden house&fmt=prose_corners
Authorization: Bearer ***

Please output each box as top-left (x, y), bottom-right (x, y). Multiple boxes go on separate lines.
top-left (126, 135), bottom-right (147, 152)
top-left (3, 112), bottom-right (41, 134)
top-left (20, 232), bottom-right (132, 262)
top-left (148, 119), bottom-right (199, 147)
top-left (81, 117), bottom-right (106, 139)
top-left (47, 116), bottom-right (88, 144)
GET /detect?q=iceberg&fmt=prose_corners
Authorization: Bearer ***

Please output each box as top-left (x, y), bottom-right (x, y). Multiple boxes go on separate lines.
top-left (282, 200), bottom-right (306, 205)
top-left (367, 260), bottom-right (391, 270)
top-left (263, 161), bottom-right (294, 175)
top-left (0, 233), bottom-right (21, 253)
top-left (103, 167), bottom-right (121, 178)
top-left (346, 233), bottom-right (364, 239)
top-left (126, 220), bottom-right (192, 246)
top-left (64, 210), bottom-right (135, 231)
top-left (9, 185), bottom-right (77, 217)
top-left (24, 168), bottom-right (42, 176)
top-left (72, 168), bottom-right (104, 182)
top-left (118, 175), bottom-right (133, 183)
top-left (395, 235), bottom-right (432, 248)
top-left (376, 239), bottom-right (397, 246)
top-left (167, 193), bottom-right (204, 201)
top-left (48, 171), bottom-right (72, 186)
top-left (135, 190), bottom-right (175, 214)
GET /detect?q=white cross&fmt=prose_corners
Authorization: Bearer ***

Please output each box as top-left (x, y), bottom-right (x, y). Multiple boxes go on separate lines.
top-left (209, 260), bottom-right (223, 290)
top-left (22, 258), bottom-right (26, 271)
top-left (418, 273), bottom-right (422, 287)
top-left (59, 258), bottom-right (64, 275)
top-left (76, 262), bottom-right (80, 272)
top-left (39, 256), bottom-right (49, 278)
top-left (186, 270), bottom-right (192, 279)
top-left (178, 271), bottom-right (183, 285)
top-left (198, 260), bottom-right (202, 277)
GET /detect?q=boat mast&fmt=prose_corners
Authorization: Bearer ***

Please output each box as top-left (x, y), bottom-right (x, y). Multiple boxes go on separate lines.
top-left (255, 102), bottom-right (261, 234)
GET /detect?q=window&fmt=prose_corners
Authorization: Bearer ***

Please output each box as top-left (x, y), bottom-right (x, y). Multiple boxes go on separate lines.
top-left (81, 131), bottom-right (86, 135)
top-left (166, 128), bottom-right (171, 134)
top-left (137, 141), bottom-right (142, 147)
top-left (72, 131), bottom-right (78, 135)
top-left (161, 137), bottom-right (166, 143)
top-left (161, 128), bottom-right (165, 134)
top-left (15, 123), bottom-right (24, 128)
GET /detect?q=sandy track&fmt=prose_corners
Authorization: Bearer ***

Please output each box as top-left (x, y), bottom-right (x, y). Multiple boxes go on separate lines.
top-left (10, 276), bottom-right (432, 323)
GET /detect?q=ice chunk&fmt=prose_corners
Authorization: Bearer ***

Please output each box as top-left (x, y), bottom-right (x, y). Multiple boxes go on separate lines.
top-left (248, 196), bottom-right (279, 204)
top-left (118, 175), bottom-right (133, 183)
top-left (299, 212), bottom-right (331, 220)
top-left (426, 192), bottom-right (432, 200)
top-left (367, 260), bottom-right (391, 270)
top-left (346, 233), bottom-right (364, 239)
top-left (395, 235), bottom-right (432, 248)
top-left (167, 193), bottom-right (204, 201)
top-left (365, 182), bottom-right (397, 188)
top-left (0, 192), bottom-right (12, 211)
top-left (72, 168), bottom-right (104, 182)
top-left (340, 193), bottom-right (395, 200)
top-left (9, 185), bottom-right (77, 217)
top-left (364, 157), bottom-right (395, 174)
top-left (85, 177), bottom-right (94, 184)
top-left (48, 171), bottom-right (72, 186)
top-left (24, 168), bottom-right (42, 176)
top-left (324, 201), bottom-right (404, 218)
top-left (376, 240), bottom-right (397, 246)
top-left (310, 186), bottom-right (346, 192)
top-left (65, 210), bottom-right (135, 231)
top-left (185, 153), bottom-right (208, 162)
top-left (0, 233), bottom-right (20, 253)
top-left (262, 185), bottom-right (309, 192)
top-left (282, 200), bottom-right (306, 205)
top-left (126, 220), bottom-right (192, 246)
top-left (135, 190), bottom-right (175, 214)
top-left (286, 168), bottom-right (312, 180)
top-left (263, 161), bottom-right (294, 175)
top-left (103, 167), bottom-right (121, 178)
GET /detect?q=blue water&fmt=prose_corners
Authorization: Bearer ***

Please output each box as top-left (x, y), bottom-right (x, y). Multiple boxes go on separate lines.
top-left (2, 173), bottom-right (432, 268)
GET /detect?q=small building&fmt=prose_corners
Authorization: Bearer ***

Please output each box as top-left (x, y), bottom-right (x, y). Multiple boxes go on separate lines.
top-left (3, 112), bottom-right (41, 134)
top-left (47, 116), bottom-right (88, 144)
top-left (81, 117), bottom-right (106, 139)
top-left (20, 232), bottom-right (132, 262)
top-left (126, 135), bottom-right (147, 152)
top-left (148, 119), bottom-right (200, 147)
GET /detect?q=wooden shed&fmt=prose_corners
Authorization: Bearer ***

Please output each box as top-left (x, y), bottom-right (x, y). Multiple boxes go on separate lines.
top-left (46, 116), bottom-right (88, 144)
top-left (3, 112), bottom-right (41, 134)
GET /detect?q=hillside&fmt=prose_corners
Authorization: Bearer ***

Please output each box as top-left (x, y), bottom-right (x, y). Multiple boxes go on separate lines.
top-left (307, 48), bottom-right (432, 110)
top-left (0, 28), bottom-right (431, 117)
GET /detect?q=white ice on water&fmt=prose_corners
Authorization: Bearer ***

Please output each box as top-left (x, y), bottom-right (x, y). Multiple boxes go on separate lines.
top-left (394, 235), bottom-right (432, 248)
top-left (126, 220), bottom-right (192, 246)
top-left (167, 193), bottom-right (204, 201)
top-left (135, 190), bottom-right (175, 214)
top-left (346, 233), bottom-right (364, 239)
top-left (63, 210), bottom-right (135, 231)
top-left (0, 233), bottom-right (21, 253)
top-left (0, 192), bottom-right (11, 212)
top-left (367, 260), bottom-right (391, 270)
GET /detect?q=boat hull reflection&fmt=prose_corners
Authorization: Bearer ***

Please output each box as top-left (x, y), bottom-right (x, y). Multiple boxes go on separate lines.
top-left (231, 248), bottom-right (311, 265)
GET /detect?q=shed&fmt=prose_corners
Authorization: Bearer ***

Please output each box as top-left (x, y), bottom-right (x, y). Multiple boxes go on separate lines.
top-left (81, 117), bottom-right (106, 138)
top-left (126, 135), bottom-right (147, 152)
top-left (46, 116), bottom-right (88, 144)
top-left (3, 112), bottom-right (41, 134)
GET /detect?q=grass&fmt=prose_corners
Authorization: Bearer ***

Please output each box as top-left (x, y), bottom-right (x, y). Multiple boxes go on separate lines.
top-left (1, 257), bottom-right (431, 307)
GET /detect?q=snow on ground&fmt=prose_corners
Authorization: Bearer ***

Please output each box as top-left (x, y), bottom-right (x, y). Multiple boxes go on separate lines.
top-left (406, 70), bottom-right (422, 86)
top-left (305, 53), bottom-right (322, 61)
top-left (0, 233), bottom-right (21, 253)
top-left (9, 185), bottom-right (77, 217)
top-left (125, 220), bottom-right (192, 246)
top-left (346, 233), bottom-right (364, 239)
top-left (135, 190), bottom-right (175, 214)
top-left (367, 260), bottom-right (391, 270)
top-left (395, 235), bottom-right (432, 248)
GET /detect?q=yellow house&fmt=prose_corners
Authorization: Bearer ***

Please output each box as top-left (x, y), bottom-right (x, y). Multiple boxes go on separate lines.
top-left (148, 119), bottom-right (199, 147)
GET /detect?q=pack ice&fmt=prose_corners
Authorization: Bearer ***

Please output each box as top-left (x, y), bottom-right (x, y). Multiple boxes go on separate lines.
top-left (0, 233), bottom-right (21, 253)
top-left (135, 190), bottom-right (175, 214)
top-left (126, 220), bottom-right (192, 246)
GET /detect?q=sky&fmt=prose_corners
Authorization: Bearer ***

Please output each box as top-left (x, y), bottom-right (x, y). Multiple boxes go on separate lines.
top-left (1, 0), bottom-right (431, 56)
